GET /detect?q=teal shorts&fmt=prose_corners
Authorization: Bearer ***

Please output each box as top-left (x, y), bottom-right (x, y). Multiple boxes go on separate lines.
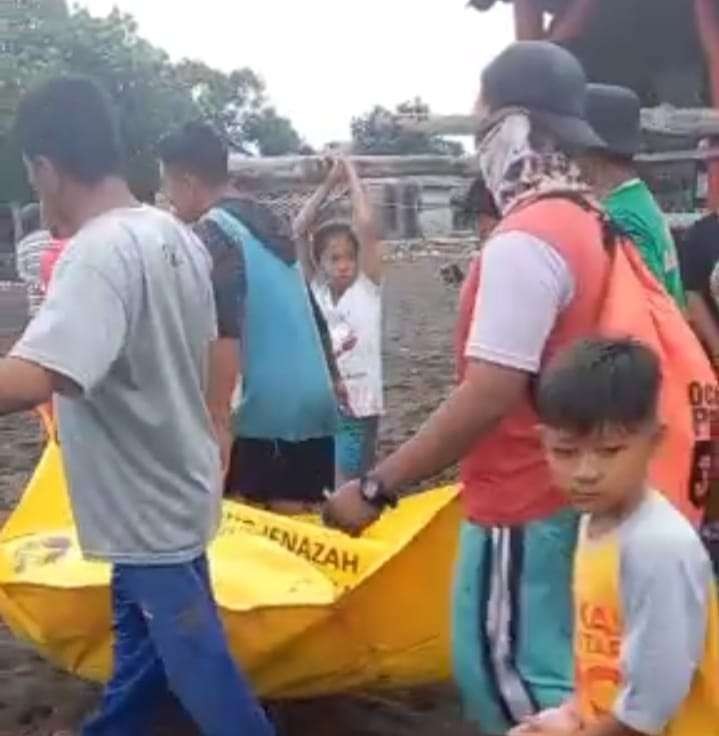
top-left (452, 508), bottom-right (579, 735)
top-left (335, 414), bottom-right (379, 480)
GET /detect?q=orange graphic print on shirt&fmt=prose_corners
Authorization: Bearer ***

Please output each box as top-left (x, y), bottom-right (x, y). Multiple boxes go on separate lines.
top-left (574, 535), bottom-right (623, 722)
top-left (574, 508), bottom-right (719, 735)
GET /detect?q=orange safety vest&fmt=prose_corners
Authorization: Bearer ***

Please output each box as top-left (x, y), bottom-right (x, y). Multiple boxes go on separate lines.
top-left (455, 195), bottom-right (716, 527)
top-left (455, 196), bottom-right (609, 526)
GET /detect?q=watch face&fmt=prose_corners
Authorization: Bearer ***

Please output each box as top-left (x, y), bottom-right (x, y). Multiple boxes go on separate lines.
top-left (362, 479), bottom-right (380, 501)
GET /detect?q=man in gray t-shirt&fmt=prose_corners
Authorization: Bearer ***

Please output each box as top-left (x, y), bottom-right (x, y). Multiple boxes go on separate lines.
top-left (2, 77), bottom-right (273, 735)
top-left (13, 205), bottom-right (222, 562)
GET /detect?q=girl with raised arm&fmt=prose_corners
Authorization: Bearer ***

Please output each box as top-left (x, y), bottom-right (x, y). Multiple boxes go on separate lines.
top-left (294, 158), bottom-right (384, 482)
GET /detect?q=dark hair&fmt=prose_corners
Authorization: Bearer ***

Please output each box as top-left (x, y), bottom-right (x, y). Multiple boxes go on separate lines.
top-left (312, 220), bottom-right (360, 262)
top-left (597, 151), bottom-right (636, 170)
top-left (537, 338), bottom-right (661, 434)
top-left (158, 121), bottom-right (229, 185)
top-left (14, 76), bottom-right (123, 184)
top-left (19, 203), bottom-right (41, 237)
top-left (459, 177), bottom-right (500, 219)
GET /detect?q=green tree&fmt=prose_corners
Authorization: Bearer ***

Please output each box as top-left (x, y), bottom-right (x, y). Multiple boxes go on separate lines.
top-left (351, 97), bottom-right (464, 156)
top-left (0, 0), bottom-right (71, 201)
top-left (171, 63), bottom-right (303, 156)
top-left (243, 107), bottom-right (303, 156)
top-left (0, 3), bottom-right (304, 203)
top-left (172, 61), bottom-right (262, 148)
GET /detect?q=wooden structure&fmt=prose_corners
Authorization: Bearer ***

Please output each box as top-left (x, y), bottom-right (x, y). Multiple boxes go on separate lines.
top-left (469, 0), bottom-right (719, 209)
top-left (229, 155), bottom-right (477, 189)
top-left (391, 109), bottom-right (719, 141)
top-left (229, 156), bottom-right (474, 241)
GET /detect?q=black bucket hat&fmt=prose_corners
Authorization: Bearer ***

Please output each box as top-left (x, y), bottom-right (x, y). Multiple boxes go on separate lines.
top-left (585, 83), bottom-right (641, 158)
top-left (479, 41), bottom-right (606, 151)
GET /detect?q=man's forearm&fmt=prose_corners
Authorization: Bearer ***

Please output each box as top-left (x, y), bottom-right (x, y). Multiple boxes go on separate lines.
top-left (293, 180), bottom-right (333, 241)
top-left (374, 362), bottom-right (528, 492)
top-left (0, 357), bottom-right (55, 416)
top-left (206, 339), bottom-right (239, 425)
top-left (206, 339), bottom-right (239, 475)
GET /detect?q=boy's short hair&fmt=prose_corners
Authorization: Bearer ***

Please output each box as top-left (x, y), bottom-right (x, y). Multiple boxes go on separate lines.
top-left (158, 121), bottom-right (229, 185)
top-left (312, 220), bottom-right (360, 262)
top-left (537, 338), bottom-right (661, 434)
top-left (14, 76), bottom-right (123, 184)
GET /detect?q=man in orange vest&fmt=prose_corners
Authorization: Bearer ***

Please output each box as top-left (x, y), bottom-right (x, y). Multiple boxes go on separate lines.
top-left (324, 41), bottom-right (610, 735)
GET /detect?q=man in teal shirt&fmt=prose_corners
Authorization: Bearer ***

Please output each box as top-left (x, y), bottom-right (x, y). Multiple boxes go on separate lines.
top-left (582, 84), bottom-right (686, 307)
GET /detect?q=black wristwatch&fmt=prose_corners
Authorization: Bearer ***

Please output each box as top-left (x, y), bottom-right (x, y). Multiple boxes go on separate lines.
top-left (359, 475), bottom-right (398, 511)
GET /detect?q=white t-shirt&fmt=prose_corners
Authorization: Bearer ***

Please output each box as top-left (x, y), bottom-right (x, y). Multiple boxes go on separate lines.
top-left (465, 231), bottom-right (575, 373)
top-left (312, 273), bottom-right (383, 417)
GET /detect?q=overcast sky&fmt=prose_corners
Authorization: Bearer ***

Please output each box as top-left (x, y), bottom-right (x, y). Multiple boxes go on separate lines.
top-left (79, 0), bottom-right (514, 147)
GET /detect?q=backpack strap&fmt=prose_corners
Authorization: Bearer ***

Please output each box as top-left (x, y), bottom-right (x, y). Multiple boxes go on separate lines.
top-left (205, 206), bottom-right (251, 249)
top-left (518, 190), bottom-right (622, 252)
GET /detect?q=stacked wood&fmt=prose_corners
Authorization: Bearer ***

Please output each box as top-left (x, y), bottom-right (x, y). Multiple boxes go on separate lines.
top-left (637, 147), bottom-right (719, 164)
top-left (390, 108), bottom-right (719, 140)
top-left (229, 154), bottom-right (479, 188)
top-left (227, 144), bottom-right (719, 190)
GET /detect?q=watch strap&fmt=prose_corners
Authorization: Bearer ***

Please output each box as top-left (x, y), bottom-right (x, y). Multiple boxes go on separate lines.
top-left (360, 475), bottom-right (398, 510)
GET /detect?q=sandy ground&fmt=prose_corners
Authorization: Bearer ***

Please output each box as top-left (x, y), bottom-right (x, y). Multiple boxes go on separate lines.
top-left (0, 258), bottom-right (476, 735)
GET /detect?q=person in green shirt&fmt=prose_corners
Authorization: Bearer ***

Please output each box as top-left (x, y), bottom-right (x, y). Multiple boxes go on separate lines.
top-left (581, 84), bottom-right (686, 308)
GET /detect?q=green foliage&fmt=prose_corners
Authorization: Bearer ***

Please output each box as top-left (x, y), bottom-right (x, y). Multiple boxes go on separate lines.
top-left (243, 107), bottom-right (304, 156)
top-left (0, 1), bottom-right (305, 203)
top-left (351, 97), bottom-right (464, 156)
top-left (172, 61), bottom-right (262, 147)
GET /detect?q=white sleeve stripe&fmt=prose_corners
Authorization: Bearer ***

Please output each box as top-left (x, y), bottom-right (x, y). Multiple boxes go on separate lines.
top-left (464, 344), bottom-right (539, 373)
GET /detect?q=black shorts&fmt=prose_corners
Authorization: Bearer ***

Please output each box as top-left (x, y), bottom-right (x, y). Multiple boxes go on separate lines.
top-left (225, 436), bottom-right (334, 503)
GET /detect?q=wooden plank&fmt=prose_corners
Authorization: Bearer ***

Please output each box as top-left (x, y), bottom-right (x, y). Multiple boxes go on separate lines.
top-left (392, 107), bottom-right (719, 139)
top-left (641, 107), bottom-right (719, 138)
top-left (667, 212), bottom-right (705, 230)
top-left (229, 154), bottom-right (478, 186)
top-left (365, 176), bottom-right (469, 189)
top-left (637, 147), bottom-right (719, 164)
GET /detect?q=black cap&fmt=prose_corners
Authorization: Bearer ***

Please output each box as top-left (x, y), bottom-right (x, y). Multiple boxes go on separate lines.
top-left (480, 41), bottom-right (605, 151)
top-left (585, 84), bottom-right (641, 158)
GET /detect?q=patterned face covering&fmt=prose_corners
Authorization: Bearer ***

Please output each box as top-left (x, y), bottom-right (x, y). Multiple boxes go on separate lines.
top-left (476, 109), bottom-right (590, 215)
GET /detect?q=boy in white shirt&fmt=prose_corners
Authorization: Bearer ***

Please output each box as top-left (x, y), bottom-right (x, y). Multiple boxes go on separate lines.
top-left (294, 157), bottom-right (383, 482)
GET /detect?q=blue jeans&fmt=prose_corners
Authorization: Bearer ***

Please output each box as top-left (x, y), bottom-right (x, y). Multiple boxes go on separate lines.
top-left (82, 555), bottom-right (274, 736)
